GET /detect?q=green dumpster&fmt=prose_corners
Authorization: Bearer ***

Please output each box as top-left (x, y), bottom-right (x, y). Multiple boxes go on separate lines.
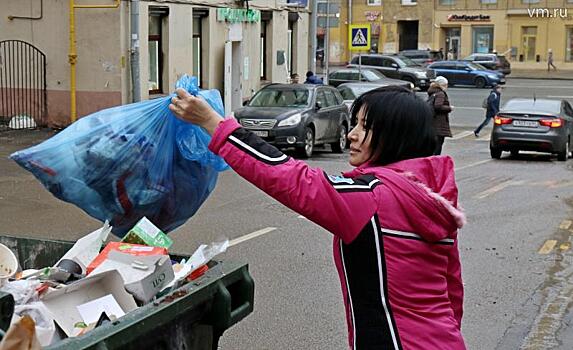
top-left (0, 235), bottom-right (254, 350)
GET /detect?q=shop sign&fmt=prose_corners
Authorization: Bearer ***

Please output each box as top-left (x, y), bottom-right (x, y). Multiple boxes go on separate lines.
top-left (217, 8), bottom-right (261, 23)
top-left (447, 14), bottom-right (490, 22)
top-left (365, 11), bottom-right (380, 22)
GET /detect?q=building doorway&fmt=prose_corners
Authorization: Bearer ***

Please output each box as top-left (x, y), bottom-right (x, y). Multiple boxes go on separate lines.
top-left (444, 27), bottom-right (461, 60)
top-left (224, 33), bottom-right (243, 115)
top-left (521, 26), bottom-right (537, 61)
top-left (398, 21), bottom-right (418, 51)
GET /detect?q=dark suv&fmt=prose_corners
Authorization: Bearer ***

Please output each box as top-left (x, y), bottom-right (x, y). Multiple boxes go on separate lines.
top-left (463, 53), bottom-right (511, 75)
top-left (233, 84), bottom-right (350, 158)
top-left (347, 54), bottom-right (436, 90)
top-left (399, 49), bottom-right (443, 66)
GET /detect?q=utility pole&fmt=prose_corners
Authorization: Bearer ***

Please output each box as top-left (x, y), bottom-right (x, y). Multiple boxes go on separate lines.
top-left (324, 0), bottom-right (330, 85)
top-left (309, 0), bottom-right (318, 73)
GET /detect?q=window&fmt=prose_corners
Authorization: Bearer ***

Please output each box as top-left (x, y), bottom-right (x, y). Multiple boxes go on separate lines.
top-left (367, 0), bottom-right (381, 5)
top-left (316, 90), bottom-right (328, 107)
top-left (192, 15), bottom-right (203, 87)
top-left (324, 90), bottom-right (337, 107)
top-left (480, 0), bottom-right (497, 3)
top-left (567, 27), bottom-right (573, 62)
top-left (521, 0), bottom-right (540, 3)
top-left (261, 20), bottom-right (268, 80)
top-left (401, 0), bottom-right (417, 5)
top-left (317, 17), bottom-right (339, 27)
top-left (440, 0), bottom-right (455, 5)
top-left (148, 12), bottom-right (166, 94)
top-left (472, 27), bottom-right (494, 54)
top-left (338, 87), bottom-right (356, 100)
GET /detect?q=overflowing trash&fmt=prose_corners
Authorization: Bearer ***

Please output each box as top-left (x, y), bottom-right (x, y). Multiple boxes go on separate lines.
top-left (0, 218), bottom-right (229, 347)
top-left (10, 75), bottom-right (228, 237)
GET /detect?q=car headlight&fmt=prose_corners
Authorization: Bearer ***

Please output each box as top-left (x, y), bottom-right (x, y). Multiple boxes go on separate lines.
top-left (409, 83), bottom-right (415, 90)
top-left (414, 71), bottom-right (427, 78)
top-left (488, 74), bottom-right (498, 79)
top-left (277, 113), bottom-right (302, 127)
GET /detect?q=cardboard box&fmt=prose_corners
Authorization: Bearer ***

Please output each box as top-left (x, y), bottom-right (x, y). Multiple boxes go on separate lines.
top-left (86, 242), bottom-right (169, 275)
top-left (90, 250), bottom-right (175, 303)
top-left (121, 217), bottom-right (173, 249)
top-left (41, 270), bottom-right (137, 337)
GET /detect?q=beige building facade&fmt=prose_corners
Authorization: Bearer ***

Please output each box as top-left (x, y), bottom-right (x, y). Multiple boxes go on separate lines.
top-left (1, 0), bottom-right (310, 127)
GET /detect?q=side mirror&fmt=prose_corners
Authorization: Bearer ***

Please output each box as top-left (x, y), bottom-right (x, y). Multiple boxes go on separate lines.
top-left (391, 63), bottom-right (399, 69)
top-left (315, 101), bottom-right (322, 110)
top-left (242, 99), bottom-right (249, 106)
top-left (465, 67), bottom-right (472, 71)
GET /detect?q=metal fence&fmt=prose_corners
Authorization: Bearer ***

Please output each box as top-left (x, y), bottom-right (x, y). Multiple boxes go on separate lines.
top-left (0, 40), bottom-right (47, 131)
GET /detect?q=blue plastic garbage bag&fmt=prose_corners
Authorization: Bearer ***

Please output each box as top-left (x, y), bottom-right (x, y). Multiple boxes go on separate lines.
top-left (10, 75), bottom-right (228, 236)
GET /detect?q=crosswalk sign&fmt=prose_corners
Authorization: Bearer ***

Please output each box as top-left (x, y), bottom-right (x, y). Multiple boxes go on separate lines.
top-left (349, 25), bottom-right (370, 51)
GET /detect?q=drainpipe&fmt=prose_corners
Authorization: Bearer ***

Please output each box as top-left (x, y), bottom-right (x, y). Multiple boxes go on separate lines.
top-left (348, 0), bottom-right (351, 63)
top-left (309, 0), bottom-right (318, 73)
top-left (69, 0), bottom-right (120, 123)
top-left (130, 0), bottom-right (141, 102)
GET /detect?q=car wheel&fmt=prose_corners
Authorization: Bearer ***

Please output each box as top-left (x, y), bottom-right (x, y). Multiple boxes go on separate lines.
top-left (510, 150), bottom-right (519, 158)
top-left (557, 140), bottom-right (569, 162)
top-left (296, 127), bottom-right (315, 158)
top-left (475, 77), bottom-right (486, 88)
top-left (490, 147), bottom-right (502, 159)
top-left (331, 124), bottom-right (347, 153)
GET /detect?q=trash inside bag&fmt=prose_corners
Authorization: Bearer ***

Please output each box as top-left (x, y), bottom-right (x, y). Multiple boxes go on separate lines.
top-left (10, 75), bottom-right (227, 236)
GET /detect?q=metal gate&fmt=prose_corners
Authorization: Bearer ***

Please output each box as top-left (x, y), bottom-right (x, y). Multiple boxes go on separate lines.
top-left (0, 40), bottom-right (47, 130)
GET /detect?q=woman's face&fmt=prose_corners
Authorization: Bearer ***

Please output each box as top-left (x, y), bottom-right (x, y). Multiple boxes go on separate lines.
top-left (347, 107), bottom-right (373, 167)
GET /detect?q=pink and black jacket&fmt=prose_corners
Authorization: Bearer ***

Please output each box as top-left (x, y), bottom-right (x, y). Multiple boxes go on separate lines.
top-left (209, 119), bottom-right (467, 350)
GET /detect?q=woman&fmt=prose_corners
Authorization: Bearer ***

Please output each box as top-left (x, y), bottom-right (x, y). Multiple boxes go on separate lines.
top-left (170, 86), bottom-right (467, 350)
top-left (427, 76), bottom-right (453, 155)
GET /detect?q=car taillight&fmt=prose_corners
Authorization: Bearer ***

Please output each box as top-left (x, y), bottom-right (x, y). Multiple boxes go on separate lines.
top-left (494, 116), bottom-right (512, 125)
top-left (539, 118), bottom-right (563, 128)
top-left (426, 59), bottom-right (433, 64)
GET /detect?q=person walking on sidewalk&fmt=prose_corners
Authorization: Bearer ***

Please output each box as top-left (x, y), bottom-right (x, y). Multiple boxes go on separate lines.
top-left (304, 71), bottom-right (324, 85)
top-left (548, 49), bottom-right (557, 71)
top-left (427, 76), bottom-right (453, 155)
top-left (474, 84), bottom-right (502, 137)
top-left (170, 85), bottom-right (467, 350)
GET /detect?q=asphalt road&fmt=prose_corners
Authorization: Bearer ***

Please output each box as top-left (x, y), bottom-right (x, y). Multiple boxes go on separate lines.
top-left (1, 78), bottom-right (573, 349)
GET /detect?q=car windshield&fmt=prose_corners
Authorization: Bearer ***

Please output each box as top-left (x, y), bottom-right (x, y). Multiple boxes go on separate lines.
top-left (363, 70), bottom-right (385, 80)
top-left (503, 99), bottom-right (561, 114)
top-left (248, 88), bottom-right (310, 107)
top-left (395, 56), bottom-right (420, 67)
top-left (341, 85), bottom-right (383, 100)
top-left (402, 52), bottom-right (429, 59)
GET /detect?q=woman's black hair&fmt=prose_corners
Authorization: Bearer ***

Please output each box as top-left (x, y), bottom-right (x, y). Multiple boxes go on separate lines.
top-left (350, 85), bottom-right (436, 166)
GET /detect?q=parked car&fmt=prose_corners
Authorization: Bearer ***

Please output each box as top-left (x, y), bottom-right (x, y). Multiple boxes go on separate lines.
top-left (428, 60), bottom-right (505, 88)
top-left (463, 53), bottom-right (511, 75)
top-left (399, 49), bottom-right (443, 66)
top-left (490, 99), bottom-right (573, 161)
top-left (337, 81), bottom-right (413, 113)
top-left (233, 84), bottom-right (350, 158)
top-left (347, 54), bottom-right (435, 90)
top-left (328, 68), bottom-right (411, 87)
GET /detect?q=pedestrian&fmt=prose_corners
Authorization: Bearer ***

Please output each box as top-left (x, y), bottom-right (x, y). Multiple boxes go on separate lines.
top-left (304, 71), bottom-right (323, 85)
top-left (474, 83), bottom-right (502, 137)
top-left (439, 48), bottom-right (445, 60)
top-left (290, 73), bottom-right (300, 84)
top-left (447, 49), bottom-right (454, 61)
top-left (169, 85), bottom-right (467, 349)
top-left (427, 76), bottom-right (453, 155)
top-left (548, 48), bottom-right (557, 71)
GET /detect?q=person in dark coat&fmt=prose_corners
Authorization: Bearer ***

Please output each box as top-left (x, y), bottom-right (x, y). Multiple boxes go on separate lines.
top-left (427, 76), bottom-right (453, 155)
top-left (304, 71), bottom-right (323, 85)
top-left (474, 84), bottom-right (502, 137)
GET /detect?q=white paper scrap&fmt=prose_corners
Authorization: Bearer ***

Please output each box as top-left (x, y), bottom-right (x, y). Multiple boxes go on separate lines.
top-left (77, 294), bottom-right (125, 325)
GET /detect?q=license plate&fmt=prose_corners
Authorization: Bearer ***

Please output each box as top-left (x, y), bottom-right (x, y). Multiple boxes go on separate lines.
top-left (513, 120), bottom-right (538, 128)
top-left (252, 130), bottom-right (269, 137)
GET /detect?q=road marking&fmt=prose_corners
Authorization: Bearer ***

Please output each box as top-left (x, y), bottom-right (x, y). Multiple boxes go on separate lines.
top-left (455, 159), bottom-right (492, 172)
top-left (474, 180), bottom-right (524, 199)
top-left (559, 242), bottom-right (571, 251)
top-left (547, 95), bottom-right (573, 98)
top-left (451, 131), bottom-right (474, 140)
top-left (538, 240), bottom-right (558, 254)
top-left (504, 85), bottom-right (573, 89)
top-left (229, 227), bottom-right (277, 247)
top-left (559, 220), bottom-right (572, 230)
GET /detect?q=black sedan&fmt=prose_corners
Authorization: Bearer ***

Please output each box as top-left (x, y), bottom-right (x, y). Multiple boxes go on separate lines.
top-left (233, 84), bottom-right (350, 158)
top-left (328, 68), bottom-right (405, 87)
top-left (490, 99), bottom-right (573, 161)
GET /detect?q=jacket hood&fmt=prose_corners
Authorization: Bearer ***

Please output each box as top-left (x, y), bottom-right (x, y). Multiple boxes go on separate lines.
top-left (343, 156), bottom-right (465, 242)
top-left (427, 85), bottom-right (444, 95)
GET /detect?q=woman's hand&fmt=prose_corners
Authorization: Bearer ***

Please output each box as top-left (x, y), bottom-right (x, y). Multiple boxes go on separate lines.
top-left (169, 88), bottom-right (224, 136)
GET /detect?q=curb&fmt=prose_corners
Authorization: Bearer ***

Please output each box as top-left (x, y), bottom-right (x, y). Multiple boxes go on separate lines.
top-left (508, 76), bottom-right (573, 81)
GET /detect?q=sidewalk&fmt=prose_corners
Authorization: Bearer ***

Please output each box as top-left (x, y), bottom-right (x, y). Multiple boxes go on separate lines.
top-left (510, 68), bottom-right (573, 80)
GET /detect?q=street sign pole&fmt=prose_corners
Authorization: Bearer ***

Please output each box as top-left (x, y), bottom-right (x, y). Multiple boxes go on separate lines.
top-left (358, 53), bottom-right (362, 81)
